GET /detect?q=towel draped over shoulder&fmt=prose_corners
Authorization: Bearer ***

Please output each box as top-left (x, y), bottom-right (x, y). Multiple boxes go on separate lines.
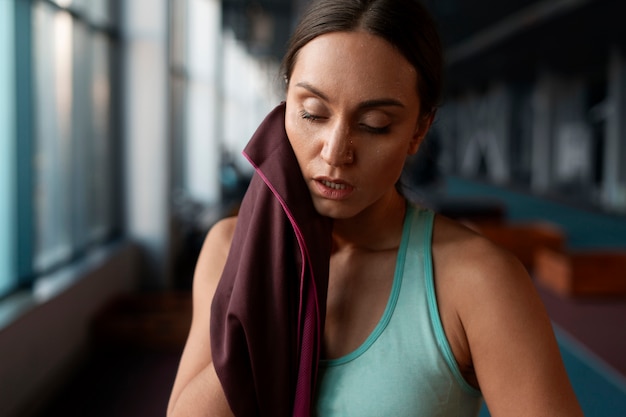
top-left (210, 103), bottom-right (333, 417)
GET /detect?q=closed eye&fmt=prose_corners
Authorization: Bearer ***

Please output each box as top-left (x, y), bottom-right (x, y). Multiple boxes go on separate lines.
top-left (299, 108), bottom-right (390, 134)
top-left (299, 109), bottom-right (324, 122)
top-left (360, 123), bottom-right (391, 134)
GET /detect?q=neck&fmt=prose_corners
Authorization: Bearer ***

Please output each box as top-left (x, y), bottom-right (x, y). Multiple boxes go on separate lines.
top-left (331, 193), bottom-right (407, 253)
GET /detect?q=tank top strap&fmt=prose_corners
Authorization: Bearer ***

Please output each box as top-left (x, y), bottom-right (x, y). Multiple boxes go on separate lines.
top-left (407, 204), bottom-right (481, 395)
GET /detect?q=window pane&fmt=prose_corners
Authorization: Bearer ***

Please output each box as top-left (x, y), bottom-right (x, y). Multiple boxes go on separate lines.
top-left (88, 33), bottom-right (113, 241)
top-left (33, 4), bottom-right (73, 272)
top-left (0, 0), bottom-right (15, 296)
top-left (185, 0), bottom-right (221, 204)
top-left (71, 19), bottom-right (91, 249)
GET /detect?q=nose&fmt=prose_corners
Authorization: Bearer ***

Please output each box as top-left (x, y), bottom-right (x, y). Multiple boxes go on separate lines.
top-left (320, 121), bottom-right (354, 166)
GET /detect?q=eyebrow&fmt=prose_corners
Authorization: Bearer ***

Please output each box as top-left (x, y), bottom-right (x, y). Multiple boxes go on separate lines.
top-left (294, 81), bottom-right (406, 110)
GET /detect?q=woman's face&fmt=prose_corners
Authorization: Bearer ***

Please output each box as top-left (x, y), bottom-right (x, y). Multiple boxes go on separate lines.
top-left (285, 31), bottom-right (430, 219)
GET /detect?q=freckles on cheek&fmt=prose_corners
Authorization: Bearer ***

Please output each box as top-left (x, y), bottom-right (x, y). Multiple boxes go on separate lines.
top-left (288, 117), bottom-right (317, 148)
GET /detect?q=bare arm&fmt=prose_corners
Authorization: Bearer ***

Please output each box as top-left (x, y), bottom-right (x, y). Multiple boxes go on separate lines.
top-left (455, 237), bottom-right (583, 416)
top-left (167, 218), bottom-right (237, 417)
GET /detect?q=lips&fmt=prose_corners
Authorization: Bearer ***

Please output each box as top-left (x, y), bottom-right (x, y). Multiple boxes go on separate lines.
top-left (320, 179), bottom-right (348, 190)
top-left (313, 177), bottom-right (354, 200)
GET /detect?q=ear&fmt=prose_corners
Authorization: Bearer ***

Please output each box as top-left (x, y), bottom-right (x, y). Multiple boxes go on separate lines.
top-left (408, 111), bottom-right (436, 155)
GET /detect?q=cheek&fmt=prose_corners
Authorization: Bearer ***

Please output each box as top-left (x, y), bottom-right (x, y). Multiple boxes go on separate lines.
top-left (285, 112), bottom-right (317, 165)
top-left (365, 142), bottom-right (410, 179)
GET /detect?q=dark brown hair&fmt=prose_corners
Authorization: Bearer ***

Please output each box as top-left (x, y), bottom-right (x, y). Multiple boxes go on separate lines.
top-left (281, 0), bottom-right (443, 118)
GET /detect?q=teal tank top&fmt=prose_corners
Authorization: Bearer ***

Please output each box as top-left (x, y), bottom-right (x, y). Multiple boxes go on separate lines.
top-left (314, 205), bottom-right (483, 416)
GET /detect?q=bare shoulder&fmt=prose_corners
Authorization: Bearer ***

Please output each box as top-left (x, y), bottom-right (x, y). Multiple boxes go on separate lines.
top-left (431, 214), bottom-right (552, 349)
top-left (431, 213), bottom-right (547, 348)
top-left (202, 216), bottom-right (238, 260)
top-left (432, 215), bottom-right (530, 295)
top-left (187, 215), bottom-right (239, 332)
top-left (432, 214), bottom-right (583, 416)
top-left (193, 216), bottom-right (238, 289)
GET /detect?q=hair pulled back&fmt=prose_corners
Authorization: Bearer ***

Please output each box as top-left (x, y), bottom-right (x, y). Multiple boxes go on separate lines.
top-left (281, 0), bottom-right (443, 118)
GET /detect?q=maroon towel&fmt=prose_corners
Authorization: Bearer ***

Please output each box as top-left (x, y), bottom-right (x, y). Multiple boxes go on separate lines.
top-left (210, 103), bottom-right (333, 417)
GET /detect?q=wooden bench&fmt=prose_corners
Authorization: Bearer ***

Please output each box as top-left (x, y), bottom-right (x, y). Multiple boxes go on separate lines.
top-left (534, 248), bottom-right (626, 297)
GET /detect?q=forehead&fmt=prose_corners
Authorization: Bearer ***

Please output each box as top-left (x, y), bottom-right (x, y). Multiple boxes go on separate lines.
top-left (290, 31), bottom-right (419, 103)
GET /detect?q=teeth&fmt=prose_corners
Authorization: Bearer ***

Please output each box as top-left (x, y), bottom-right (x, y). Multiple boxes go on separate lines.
top-left (322, 180), bottom-right (347, 190)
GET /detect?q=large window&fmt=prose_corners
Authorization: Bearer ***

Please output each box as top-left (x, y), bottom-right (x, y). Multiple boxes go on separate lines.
top-left (1, 0), bottom-right (121, 297)
top-left (32, 1), bottom-right (116, 273)
top-left (31, 0), bottom-right (119, 276)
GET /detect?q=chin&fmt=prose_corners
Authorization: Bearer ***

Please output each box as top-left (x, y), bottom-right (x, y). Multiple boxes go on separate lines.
top-left (312, 199), bottom-right (361, 220)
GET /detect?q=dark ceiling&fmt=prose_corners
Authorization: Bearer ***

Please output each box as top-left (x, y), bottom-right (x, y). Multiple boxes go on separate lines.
top-left (431, 0), bottom-right (626, 88)
top-left (422, 0), bottom-right (543, 47)
top-left (222, 0), bottom-right (626, 88)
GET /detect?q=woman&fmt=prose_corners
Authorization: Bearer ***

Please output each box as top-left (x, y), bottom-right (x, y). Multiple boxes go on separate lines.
top-left (168, 0), bottom-right (584, 416)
